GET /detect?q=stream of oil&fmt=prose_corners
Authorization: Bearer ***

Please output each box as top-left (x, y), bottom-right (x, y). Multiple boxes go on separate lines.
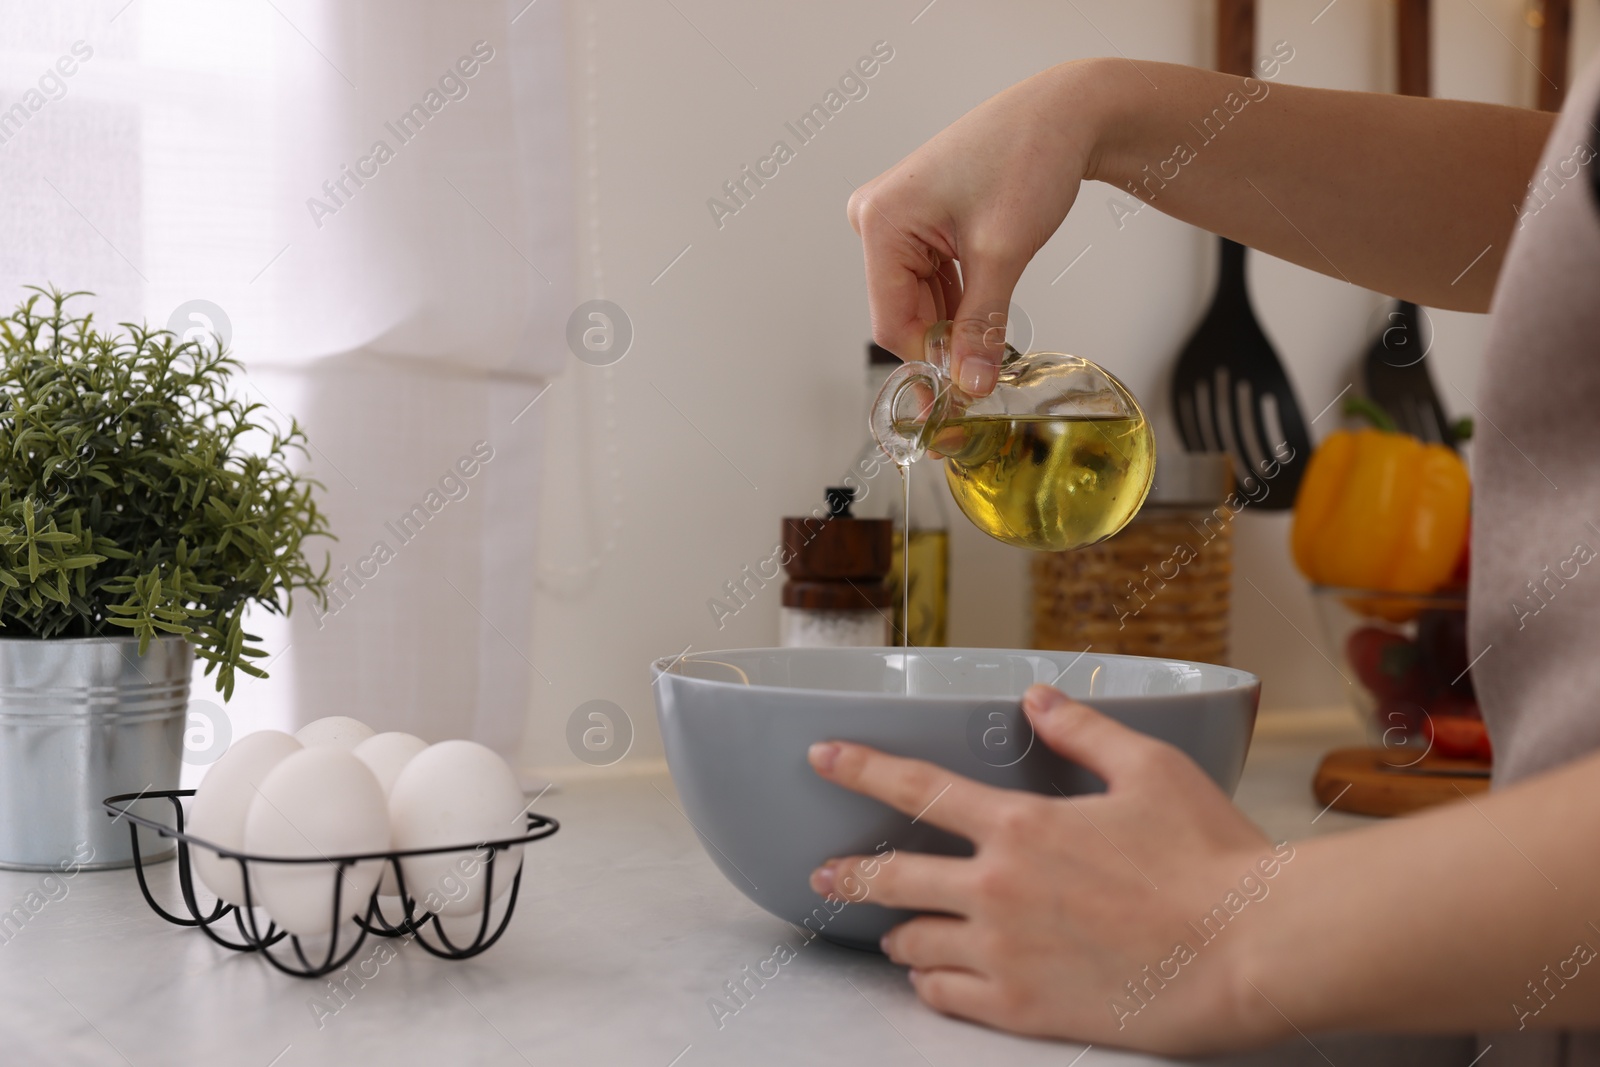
top-left (898, 461), bottom-right (910, 696)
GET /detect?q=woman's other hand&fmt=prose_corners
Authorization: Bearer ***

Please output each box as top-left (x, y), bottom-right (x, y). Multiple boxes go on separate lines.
top-left (807, 684), bottom-right (1288, 1054)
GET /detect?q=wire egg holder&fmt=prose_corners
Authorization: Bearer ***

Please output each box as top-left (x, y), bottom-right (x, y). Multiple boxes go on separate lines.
top-left (102, 789), bottom-right (560, 979)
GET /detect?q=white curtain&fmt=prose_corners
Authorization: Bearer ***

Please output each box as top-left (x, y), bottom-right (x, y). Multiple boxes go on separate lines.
top-left (0, 0), bottom-right (573, 760)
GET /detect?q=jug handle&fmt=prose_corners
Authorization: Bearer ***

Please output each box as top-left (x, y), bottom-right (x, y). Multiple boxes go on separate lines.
top-left (871, 359), bottom-right (947, 466)
top-left (869, 321), bottom-right (958, 466)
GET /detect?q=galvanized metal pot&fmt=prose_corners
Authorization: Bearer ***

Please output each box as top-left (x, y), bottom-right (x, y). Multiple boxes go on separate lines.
top-left (0, 635), bottom-right (190, 871)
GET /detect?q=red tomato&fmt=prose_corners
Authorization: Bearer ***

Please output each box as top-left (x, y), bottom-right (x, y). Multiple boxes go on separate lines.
top-left (1427, 715), bottom-right (1492, 762)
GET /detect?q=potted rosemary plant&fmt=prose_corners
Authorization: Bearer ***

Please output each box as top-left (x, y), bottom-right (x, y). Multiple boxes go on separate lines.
top-left (0, 288), bottom-right (329, 870)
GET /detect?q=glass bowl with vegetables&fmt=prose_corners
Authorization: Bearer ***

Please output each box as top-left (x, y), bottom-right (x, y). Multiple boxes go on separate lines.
top-left (1293, 398), bottom-right (1484, 763)
top-left (1308, 587), bottom-right (1488, 762)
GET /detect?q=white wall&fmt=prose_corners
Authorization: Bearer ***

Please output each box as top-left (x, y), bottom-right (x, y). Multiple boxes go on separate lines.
top-left (521, 0), bottom-right (1598, 776)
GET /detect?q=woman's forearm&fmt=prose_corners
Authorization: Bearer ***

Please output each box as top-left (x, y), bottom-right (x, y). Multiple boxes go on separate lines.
top-left (1238, 748), bottom-right (1600, 1036)
top-left (1076, 58), bottom-right (1555, 311)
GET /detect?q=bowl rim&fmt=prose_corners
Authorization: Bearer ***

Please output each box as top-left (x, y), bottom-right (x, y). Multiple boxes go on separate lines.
top-left (650, 645), bottom-right (1260, 706)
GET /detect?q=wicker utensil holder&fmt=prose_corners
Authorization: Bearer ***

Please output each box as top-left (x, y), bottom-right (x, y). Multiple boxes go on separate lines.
top-left (1031, 453), bottom-right (1234, 665)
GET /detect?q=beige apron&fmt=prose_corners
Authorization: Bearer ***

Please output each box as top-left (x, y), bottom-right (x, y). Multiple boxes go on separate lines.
top-left (1471, 48), bottom-right (1600, 1062)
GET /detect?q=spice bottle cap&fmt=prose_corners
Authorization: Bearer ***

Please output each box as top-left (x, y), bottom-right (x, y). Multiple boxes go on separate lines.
top-left (782, 487), bottom-right (892, 582)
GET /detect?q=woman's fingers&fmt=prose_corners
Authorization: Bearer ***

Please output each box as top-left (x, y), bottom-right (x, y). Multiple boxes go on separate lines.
top-left (1022, 684), bottom-right (1178, 788)
top-left (881, 915), bottom-right (982, 970)
top-left (934, 256), bottom-right (964, 328)
top-left (808, 741), bottom-right (1001, 841)
top-left (919, 274), bottom-right (944, 330)
top-left (907, 967), bottom-right (1009, 1027)
top-left (947, 251), bottom-right (1026, 396)
top-left (849, 179), bottom-right (1023, 392)
top-left (851, 188), bottom-right (941, 361)
top-left (809, 852), bottom-right (971, 914)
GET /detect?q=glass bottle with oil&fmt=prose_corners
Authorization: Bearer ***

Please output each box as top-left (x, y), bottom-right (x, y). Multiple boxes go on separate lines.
top-left (871, 321), bottom-right (1155, 553)
top-left (849, 343), bottom-right (949, 646)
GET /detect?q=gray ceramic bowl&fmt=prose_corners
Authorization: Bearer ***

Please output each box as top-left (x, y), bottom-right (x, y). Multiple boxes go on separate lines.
top-left (652, 646), bottom-right (1259, 950)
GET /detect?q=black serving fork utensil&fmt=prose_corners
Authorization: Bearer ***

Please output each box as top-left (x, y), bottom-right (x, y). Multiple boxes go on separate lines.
top-left (1361, 300), bottom-right (1460, 448)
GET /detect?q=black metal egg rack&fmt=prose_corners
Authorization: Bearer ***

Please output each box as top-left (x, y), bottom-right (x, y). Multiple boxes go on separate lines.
top-left (102, 789), bottom-right (559, 978)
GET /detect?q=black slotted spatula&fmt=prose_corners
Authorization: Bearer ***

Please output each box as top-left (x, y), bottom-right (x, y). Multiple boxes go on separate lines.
top-left (1172, 239), bottom-right (1312, 507)
top-left (1170, 0), bottom-right (1312, 508)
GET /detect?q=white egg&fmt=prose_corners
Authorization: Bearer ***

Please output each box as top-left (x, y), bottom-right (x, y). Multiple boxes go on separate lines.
top-left (242, 748), bottom-right (390, 937)
top-left (352, 732), bottom-right (428, 795)
top-left (294, 716), bottom-right (375, 751)
top-left (352, 732), bottom-right (428, 895)
top-left (388, 741), bottom-right (526, 918)
top-left (187, 730), bottom-right (303, 907)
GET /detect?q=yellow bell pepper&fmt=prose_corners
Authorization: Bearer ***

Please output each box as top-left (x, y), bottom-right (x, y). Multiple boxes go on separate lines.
top-left (1291, 405), bottom-right (1470, 604)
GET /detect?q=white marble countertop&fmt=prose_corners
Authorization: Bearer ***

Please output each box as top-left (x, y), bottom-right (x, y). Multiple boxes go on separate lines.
top-left (0, 708), bottom-right (1476, 1066)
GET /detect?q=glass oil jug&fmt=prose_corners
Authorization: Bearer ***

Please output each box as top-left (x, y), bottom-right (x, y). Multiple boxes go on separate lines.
top-left (870, 320), bottom-right (1156, 552)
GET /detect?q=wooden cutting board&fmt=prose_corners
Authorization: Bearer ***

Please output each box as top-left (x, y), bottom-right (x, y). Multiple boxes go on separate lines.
top-left (1314, 746), bottom-right (1490, 817)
